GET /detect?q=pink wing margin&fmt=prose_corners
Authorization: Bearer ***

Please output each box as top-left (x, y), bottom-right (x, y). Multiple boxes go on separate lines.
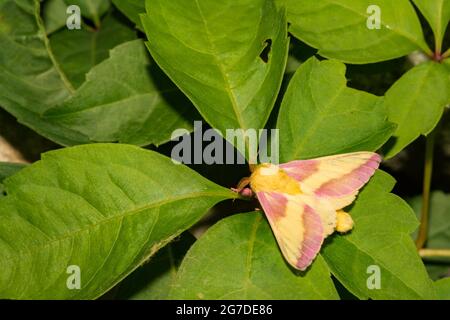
top-left (280, 152), bottom-right (381, 201)
top-left (257, 192), bottom-right (324, 271)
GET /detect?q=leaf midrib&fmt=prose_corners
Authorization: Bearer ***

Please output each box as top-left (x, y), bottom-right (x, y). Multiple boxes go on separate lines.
top-left (34, 0), bottom-right (75, 94)
top-left (193, 0), bottom-right (247, 131)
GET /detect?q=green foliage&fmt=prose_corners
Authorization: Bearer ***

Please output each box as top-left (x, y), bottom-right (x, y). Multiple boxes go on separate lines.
top-left (321, 171), bottom-right (435, 299)
top-left (50, 12), bottom-right (137, 88)
top-left (112, 0), bottom-right (144, 30)
top-left (43, 0), bottom-right (67, 34)
top-left (277, 57), bottom-right (395, 162)
top-left (383, 62), bottom-right (450, 158)
top-left (0, 0), bottom-right (192, 146)
top-left (170, 212), bottom-right (339, 300)
top-left (282, 0), bottom-right (430, 63)
top-left (0, 162), bottom-right (26, 182)
top-left (44, 40), bottom-right (195, 146)
top-left (0, 162), bottom-right (26, 197)
top-left (115, 232), bottom-right (195, 300)
top-left (0, 144), bottom-right (236, 299)
top-left (413, 0), bottom-right (450, 51)
top-left (1, 0), bottom-right (450, 300)
top-left (435, 278), bottom-right (450, 299)
top-left (142, 0), bottom-right (289, 153)
top-left (410, 192), bottom-right (450, 280)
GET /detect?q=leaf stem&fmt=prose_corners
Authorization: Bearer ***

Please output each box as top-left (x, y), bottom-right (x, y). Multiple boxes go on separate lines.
top-left (442, 48), bottom-right (450, 59)
top-left (420, 249), bottom-right (450, 259)
top-left (35, 0), bottom-right (75, 94)
top-left (415, 128), bottom-right (437, 249)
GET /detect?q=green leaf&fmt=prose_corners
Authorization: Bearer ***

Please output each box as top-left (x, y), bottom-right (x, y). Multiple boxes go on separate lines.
top-left (43, 0), bottom-right (68, 34)
top-left (445, 58), bottom-right (450, 77)
top-left (277, 57), bottom-right (395, 163)
top-left (0, 0), bottom-right (79, 143)
top-left (409, 192), bottom-right (450, 279)
top-left (435, 278), bottom-right (450, 299)
top-left (0, 0), bottom-right (73, 109)
top-left (114, 232), bottom-right (195, 300)
top-left (284, 0), bottom-right (430, 63)
top-left (63, 0), bottom-right (111, 27)
top-left (0, 162), bottom-right (26, 197)
top-left (0, 144), bottom-right (236, 299)
top-left (50, 12), bottom-right (137, 88)
top-left (44, 39), bottom-right (196, 146)
top-left (322, 171), bottom-right (436, 299)
top-left (170, 212), bottom-right (339, 300)
top-left (0, 1), bottom-right (194, 147)
top-left (410, 192), bottom-right (450, 250)
top-left (0, 162), bottom-right (26, 183)
top-left (142, 0), bottom-right (289, 150)
top-left (383, 62), bottom-right (450, 158)
top-left (112, 0), bottom-right (145, 30)
top-left (413, 0), bottom-right (450, 52)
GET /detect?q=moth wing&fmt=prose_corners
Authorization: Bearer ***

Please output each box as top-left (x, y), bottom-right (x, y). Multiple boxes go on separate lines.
top-left (256, 192), bottom-right (326, 271)
top-left (280, 152), bottom-right (381, 209)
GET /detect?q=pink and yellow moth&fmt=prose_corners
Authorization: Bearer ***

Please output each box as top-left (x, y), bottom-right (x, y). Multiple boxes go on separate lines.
top-left (234, 152), bottom-right (381, 271)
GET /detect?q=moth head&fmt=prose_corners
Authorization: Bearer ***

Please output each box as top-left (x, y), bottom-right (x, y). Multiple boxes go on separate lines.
top-left (250, 163), bottom-right (301, 195)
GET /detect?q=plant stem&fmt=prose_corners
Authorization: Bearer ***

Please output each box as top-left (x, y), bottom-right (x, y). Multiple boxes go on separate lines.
top-left (416, 128), bottom-right (437, 249)
top-left (420, 249), bottom-right (450, 259)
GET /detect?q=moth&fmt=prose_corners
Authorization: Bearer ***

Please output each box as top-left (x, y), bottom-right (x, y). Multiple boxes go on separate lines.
top-left (234, 152), bottom-right (381, 271)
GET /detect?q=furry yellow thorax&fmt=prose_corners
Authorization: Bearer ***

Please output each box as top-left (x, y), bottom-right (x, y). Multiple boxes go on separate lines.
top-left (249, 164), bottom-right (301, 195)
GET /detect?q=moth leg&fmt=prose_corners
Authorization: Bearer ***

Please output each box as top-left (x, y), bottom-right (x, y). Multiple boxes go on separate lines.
top-left (336, 210), bottom-right (354, 233)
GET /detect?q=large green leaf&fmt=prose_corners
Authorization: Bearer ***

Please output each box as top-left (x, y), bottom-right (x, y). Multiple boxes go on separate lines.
top-left (50, 12), bottom-right (136, 88)
top-left (112, 0), bottom-right (145, 30)
top-left (383, 62), bottom-right (450, 158)
top-left (142, 0), bottom-right (289, 151)
top-left (277, 57), bottom-right (395, 163)
top-left (413, 0), bottom-right (450, 53)
top-left (0, 144), bottom-right (236, 299)
top-left (283, 0), bottom-right (430, 63)
top-left (114, 232), bottom-right (195, 300)
top-left (44, 39), bottom-right (195, 146)
top-left (170, 212), bottom-right (339, 299)
top-left (322, 171), bottom-right (436, 299)
top-left (0, 0), bottom-right (193, 147)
